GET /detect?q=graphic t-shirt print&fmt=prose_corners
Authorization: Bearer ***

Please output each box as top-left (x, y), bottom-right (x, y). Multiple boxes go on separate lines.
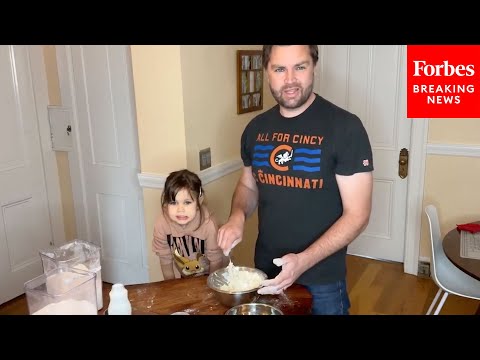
top-left (252, 131), bottom-right (324, 190)
top-left (167, 234), bottom-right (207, 277)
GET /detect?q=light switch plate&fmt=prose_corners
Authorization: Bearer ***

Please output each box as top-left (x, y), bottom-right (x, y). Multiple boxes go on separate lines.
top-left (199, 148), bottom-right (211, 170)
top-left (48, 106), bottom-right (73, 151)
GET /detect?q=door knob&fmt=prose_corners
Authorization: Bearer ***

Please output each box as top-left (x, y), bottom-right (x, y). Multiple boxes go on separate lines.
top-left (398, 148), bottom-right (408, 179)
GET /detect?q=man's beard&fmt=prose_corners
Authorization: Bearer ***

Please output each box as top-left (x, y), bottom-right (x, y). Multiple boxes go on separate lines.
top-left (270, 82), bottom-right (313, 109)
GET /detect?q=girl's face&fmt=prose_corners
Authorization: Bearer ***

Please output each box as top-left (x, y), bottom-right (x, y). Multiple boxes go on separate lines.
top-left (167, 188), bottom-right (198, 227)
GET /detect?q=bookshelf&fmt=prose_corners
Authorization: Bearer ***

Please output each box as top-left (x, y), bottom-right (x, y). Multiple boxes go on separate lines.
top-left (237, 50), bottom-right (264, 114)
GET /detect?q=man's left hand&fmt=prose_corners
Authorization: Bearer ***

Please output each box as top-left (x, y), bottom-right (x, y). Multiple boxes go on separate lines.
top-left (257, 253), bottom-right (304, 295)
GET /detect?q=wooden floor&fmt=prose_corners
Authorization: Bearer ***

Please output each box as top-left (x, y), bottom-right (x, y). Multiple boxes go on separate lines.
top-left (346, 255), bottom-right (479, 315)
top-left (1, 255), bottom-right (479, 315)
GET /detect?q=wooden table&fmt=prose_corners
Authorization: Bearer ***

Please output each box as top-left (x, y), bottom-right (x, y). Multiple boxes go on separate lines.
top-left (442, 223), bottom-right (480, 281)
top-left (442, 223), bottom-right (480, 315)
top-left (100, 275), bottom-right (312, 315)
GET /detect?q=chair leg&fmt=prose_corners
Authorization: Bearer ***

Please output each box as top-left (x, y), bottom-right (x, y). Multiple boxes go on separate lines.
top-left (433, 292), bottom-right (449, 315)
top-left (426, 288), bottom-right (443, 315)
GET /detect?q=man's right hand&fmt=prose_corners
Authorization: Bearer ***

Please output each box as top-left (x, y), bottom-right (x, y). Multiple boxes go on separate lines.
top-left (217, 218), bottom-right (244, 256)
top-left (218, 166), bottom-right (258, 256)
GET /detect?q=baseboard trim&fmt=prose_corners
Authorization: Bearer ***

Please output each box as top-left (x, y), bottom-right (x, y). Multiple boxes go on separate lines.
top-left (137, 159), bottom-right (243, 189)
top-left (419, 256), bottom-right (430, 264)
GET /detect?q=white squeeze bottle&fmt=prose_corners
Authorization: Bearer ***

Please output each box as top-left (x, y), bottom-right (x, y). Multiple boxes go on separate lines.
top-left (108, 283), bottom-right (132, 315)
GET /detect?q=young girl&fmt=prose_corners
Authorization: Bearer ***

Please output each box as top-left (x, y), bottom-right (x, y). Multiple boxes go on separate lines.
top-left (152, 169), bottom-right (225, 280)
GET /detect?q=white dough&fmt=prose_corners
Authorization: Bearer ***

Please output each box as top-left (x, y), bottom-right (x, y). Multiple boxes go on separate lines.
top-left (219, 261), bottom-right (264, 292)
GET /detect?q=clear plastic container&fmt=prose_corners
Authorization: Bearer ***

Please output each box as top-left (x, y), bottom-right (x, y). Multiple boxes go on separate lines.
top-left (39, 239), bottom-right (103, 310)
top-left (24, 267), bottom-right (97, 315)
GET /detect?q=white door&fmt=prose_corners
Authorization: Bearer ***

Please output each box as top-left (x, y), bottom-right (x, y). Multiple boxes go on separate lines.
top-left (315, 45), bottom-right (410, 263)
top-left (57, 46), bottom-right (148, 285)
top-left (0, 46), bottom-right (57, 304)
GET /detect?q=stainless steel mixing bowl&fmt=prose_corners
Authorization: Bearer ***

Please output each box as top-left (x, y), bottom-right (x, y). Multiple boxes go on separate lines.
top-left (225, 303), bottom-right (283, 315)
top-left (207, 266), bottom-right (267, 307)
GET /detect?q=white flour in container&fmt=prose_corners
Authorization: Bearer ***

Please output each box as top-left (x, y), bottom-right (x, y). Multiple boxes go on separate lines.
top-left (41, 269), bottom-right (97, 315)
top-left (73, 264), bottom-right (103, 310)
top-left (40, 240), bottom-right (103, 310)
top-left (219, 262), bottom-right (264, 292)
top-left (46, 270), bottom-right (89, 295)
top-left (33, 299), bottom-right (97, 315)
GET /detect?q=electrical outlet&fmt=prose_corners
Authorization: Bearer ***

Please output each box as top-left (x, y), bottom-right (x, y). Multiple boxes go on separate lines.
top-left (199, 148), bottom-right (211, 170)
top-left (417, 261), bottom-right (430, 278)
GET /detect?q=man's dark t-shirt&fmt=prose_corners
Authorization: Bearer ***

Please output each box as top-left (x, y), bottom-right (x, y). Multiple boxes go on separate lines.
top-left (240, 94), bottom-right (374, 286)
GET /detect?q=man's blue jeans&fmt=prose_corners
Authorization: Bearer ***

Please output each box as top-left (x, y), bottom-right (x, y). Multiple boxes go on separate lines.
top-left (306, 280), bottom-right (350, 315)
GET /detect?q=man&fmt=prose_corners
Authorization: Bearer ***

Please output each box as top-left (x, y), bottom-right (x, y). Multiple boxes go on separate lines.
top-left (218, 45), bottom-right (373, 315)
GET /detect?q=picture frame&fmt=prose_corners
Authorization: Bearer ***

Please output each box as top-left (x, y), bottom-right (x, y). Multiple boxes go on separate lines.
top-left (237, 50), bottom-right (264, 114)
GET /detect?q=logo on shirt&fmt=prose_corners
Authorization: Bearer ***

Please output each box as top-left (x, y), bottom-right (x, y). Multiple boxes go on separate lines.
top-left (252, 143), bottom-right (322, 173)
top-left (363, 159), bottom-right (369, 167)
top-left (251, 132), bottom-right (325, 190)
top-left (275, 149), bottom-right (293, 165)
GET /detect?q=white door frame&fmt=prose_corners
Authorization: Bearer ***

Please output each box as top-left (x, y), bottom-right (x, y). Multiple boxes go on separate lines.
top-left (29, 45), bottom-right (65, 246)
top-left (404, 118), bottom-right (428, 275)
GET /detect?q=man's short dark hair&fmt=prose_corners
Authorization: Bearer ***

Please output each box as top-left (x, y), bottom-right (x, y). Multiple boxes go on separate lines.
top-left (262, 45), bottom-right (319, 69)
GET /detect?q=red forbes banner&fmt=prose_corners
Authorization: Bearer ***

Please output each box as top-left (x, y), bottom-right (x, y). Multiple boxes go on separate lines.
top-left (407, 45), bottom-right (480, 118)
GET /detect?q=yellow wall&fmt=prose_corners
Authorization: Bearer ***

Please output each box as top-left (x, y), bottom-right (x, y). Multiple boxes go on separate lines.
top-left (428, 118), bottom-right (480, 144)
top-left (420, 118), bottom-right (480, 259)
top-left (130, 45), bottom-right (187, 173)
top-left (42, 45), bottom-right (77, 242)
top-left (179, 45), bottom-right (276, 169)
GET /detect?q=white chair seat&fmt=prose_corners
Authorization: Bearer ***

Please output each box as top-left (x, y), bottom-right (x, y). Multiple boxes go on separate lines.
top-left (425, 205), bottom-right (480, 315)
top-left (434, 251), bottom-right (480, 300)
